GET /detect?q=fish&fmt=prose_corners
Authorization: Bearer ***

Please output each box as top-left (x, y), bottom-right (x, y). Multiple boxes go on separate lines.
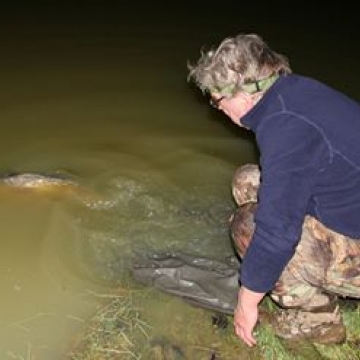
top-left (0, 171), bottom-right (113, 209)
top-left (0, 172), bottom-right (79, 189)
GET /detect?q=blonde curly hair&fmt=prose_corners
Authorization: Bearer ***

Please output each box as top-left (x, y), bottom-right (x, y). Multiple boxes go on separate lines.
top-left (187, 33), bottom-right (292, 95)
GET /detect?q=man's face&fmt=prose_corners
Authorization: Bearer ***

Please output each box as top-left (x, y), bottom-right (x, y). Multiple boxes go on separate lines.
top-left (210, 92), bottom-right (255, 127)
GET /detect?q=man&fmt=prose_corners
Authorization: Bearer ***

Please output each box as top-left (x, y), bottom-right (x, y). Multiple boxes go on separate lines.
top-left (187, 33), bottom-right (360, 347)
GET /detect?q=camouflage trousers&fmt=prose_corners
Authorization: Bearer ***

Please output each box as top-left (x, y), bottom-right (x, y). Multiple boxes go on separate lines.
top-left (231, 163), bottom-right (360, 311)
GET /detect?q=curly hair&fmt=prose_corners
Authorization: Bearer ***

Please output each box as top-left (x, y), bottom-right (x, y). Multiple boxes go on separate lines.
top-left (187, 33), bottom-right (292, 95)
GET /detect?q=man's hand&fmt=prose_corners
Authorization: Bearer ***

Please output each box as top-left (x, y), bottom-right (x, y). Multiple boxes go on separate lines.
top-left (233, 286), bottom-right (265, 347)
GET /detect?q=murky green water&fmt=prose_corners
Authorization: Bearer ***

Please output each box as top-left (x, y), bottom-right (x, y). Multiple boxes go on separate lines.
top-left (0, 3), bottom-right (359, 359)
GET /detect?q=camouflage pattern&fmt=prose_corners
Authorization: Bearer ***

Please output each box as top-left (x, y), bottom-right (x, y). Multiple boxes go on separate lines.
top-left (231, 163), bottom-right (260, 206)
top-left (231, 163), bottom-right (360, 312)
top-left (270, 305), bottom-right (346, 344)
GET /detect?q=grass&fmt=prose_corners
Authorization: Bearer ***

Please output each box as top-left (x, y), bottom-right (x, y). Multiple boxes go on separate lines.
top-left (64, 285), bottom-right (360, 360)
top-left (67, 289), bottom-right (152, 360)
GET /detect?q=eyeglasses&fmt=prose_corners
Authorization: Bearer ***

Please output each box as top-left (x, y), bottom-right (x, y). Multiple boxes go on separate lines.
top-left (209, 95), bottom-right (226, 109)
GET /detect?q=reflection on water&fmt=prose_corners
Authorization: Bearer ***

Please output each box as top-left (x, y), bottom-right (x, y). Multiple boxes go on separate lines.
top-left (0, 4), bottom-right (257, 358)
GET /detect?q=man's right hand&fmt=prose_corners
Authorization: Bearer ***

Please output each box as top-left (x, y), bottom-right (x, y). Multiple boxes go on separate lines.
top-left (233, 286), bottom-right (265, 347)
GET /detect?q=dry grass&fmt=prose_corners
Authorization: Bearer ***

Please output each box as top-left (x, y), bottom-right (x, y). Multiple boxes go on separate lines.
top-left (67, 288), bottom-right (152, 360)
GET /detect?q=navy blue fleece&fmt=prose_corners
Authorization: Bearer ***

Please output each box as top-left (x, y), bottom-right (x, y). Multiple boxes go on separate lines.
top-left (240, 74), bottom-right (360, 293)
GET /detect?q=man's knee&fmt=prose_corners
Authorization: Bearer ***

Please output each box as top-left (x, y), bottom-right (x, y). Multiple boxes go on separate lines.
top-left (271, 286), bottom-right (336, 311)
top-left (232, 163), bottom-right (260, 206)
top-left (230, 203), bottom-right (256, 258)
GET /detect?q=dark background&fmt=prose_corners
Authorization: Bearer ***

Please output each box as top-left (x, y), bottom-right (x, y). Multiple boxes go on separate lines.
top-left (1, 1), bottom-right (359, 95)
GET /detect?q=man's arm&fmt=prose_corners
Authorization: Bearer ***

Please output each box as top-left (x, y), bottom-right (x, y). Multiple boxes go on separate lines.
top-left (233, 285), bottom-right (266, 347)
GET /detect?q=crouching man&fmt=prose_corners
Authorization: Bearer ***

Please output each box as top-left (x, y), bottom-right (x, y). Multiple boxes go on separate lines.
top-left (231, 163), bottom-right (360, 345)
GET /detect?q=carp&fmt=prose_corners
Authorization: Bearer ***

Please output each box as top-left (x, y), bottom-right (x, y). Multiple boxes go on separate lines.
top-left (0, 171), bottom-right (112, 209)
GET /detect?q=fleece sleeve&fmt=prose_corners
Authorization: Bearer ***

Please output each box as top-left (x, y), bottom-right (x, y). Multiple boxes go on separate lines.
top-left (240, 113), bottom-right (331, 293)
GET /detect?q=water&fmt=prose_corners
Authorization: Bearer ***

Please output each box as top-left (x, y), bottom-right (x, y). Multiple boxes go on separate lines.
top-left (0, 2), bottom-right (359, 359)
